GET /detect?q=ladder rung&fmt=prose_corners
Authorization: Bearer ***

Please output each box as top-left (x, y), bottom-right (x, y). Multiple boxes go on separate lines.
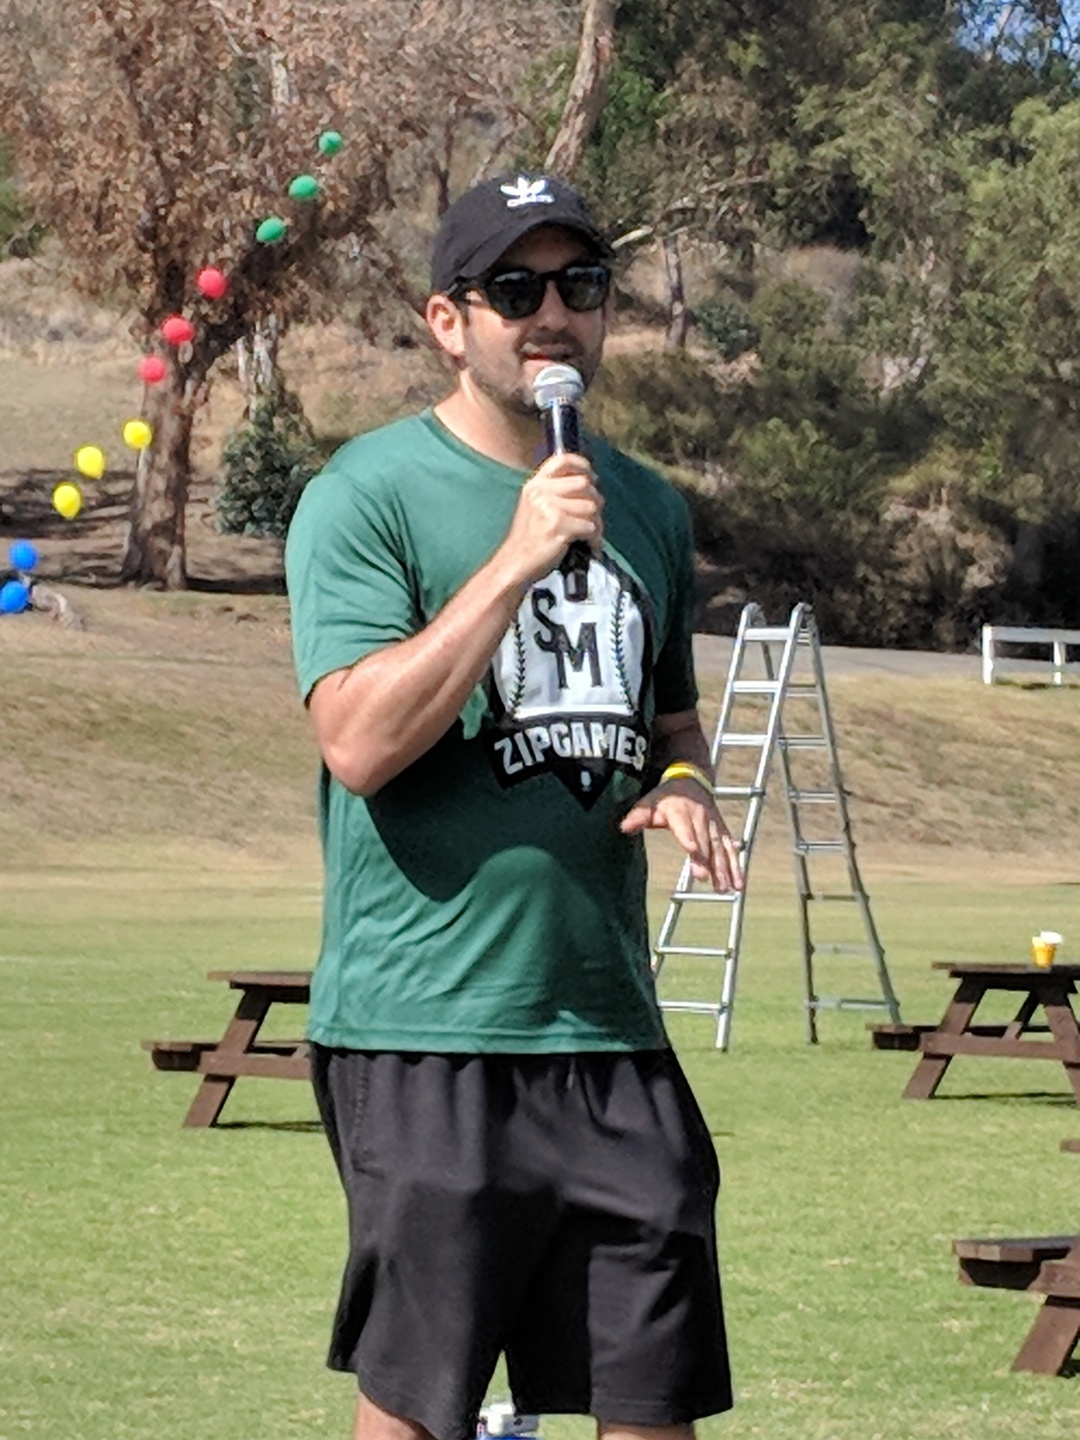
top-left (729, 680), bottom-right (820, 699)
top-left (795, 840), bottom-right (846, 855)
top-left (745, 626), bottom-right (804, 642)
top-left (717, 733), bottom-right (769, 747)
top-left (780, 736), bottom-right (827, 750)
top-left (653, 945), bottom-right (733, 958)
top-left (731, 679), bottom-right (781, 694)
top-left (807, 997), bottom-right (894, 1012)
top-left (814, 892), bottom-right (858, 902)
top-left (671, 890), bottom-right (739, 903)
top-left (788, 789), bottom-right (837, 804)
top-left (714, 784), bottom-right (765, 799)
top-left (812, 943), bottom-right (873, 955)
top-left (659, 1001), bottom-right (726, 1015)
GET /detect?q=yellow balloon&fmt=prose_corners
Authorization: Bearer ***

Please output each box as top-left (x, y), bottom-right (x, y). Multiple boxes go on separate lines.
top-left (74, 445), bottom-right (105, 480)
top-left (122, 419), bottom-right (153, 450)
top-left (53, 481), bottom-right (83, 520)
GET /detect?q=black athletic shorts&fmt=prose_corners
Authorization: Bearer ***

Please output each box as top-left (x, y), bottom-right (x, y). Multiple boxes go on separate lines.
top-left (311, 1047), bottom-right (733, 1440)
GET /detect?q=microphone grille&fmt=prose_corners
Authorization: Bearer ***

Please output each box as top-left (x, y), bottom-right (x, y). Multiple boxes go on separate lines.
top-left (532, 363), bottom-right (584, 410)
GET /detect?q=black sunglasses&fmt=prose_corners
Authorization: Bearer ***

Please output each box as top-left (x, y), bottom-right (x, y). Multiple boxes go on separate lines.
top-left (453, 262), bottom-right (612, 321)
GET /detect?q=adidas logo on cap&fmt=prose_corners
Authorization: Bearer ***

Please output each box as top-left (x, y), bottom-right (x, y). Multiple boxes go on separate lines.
top-left (500, 176), bottom-right (557, 210)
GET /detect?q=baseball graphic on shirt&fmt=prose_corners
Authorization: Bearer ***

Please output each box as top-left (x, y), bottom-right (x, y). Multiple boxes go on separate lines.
top-left (484, 551), bottom-right (654, 807)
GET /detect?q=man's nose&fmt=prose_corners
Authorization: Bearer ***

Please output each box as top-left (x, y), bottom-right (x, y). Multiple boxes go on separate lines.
top-left (532, 277), bottom-right (573, 326)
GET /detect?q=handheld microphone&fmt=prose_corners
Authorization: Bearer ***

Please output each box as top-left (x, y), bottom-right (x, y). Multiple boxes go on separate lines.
top-left (533, 362), bottom-right (591, 602)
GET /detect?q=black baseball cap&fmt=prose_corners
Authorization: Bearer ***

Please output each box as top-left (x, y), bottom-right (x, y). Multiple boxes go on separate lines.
top-left (431, 173), bottom-right (613, 294)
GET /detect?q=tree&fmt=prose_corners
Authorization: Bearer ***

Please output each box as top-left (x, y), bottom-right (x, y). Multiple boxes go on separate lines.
top-left (930, 97), bottom-right (1080, 473)
top-left (960, 1), bottom-right (1080, 73)
top-left (0, 0), bottom-right (567, 586)
top-left (545, 0), bottom-right (619, 177)
top-left (576, 0), bottom-right (870, 340)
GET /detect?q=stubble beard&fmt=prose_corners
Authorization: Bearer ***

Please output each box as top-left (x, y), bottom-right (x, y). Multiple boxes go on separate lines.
top-left (467, 338), bottom-right (602, 422)
top-left (470, 364), bottom-right (538, 419)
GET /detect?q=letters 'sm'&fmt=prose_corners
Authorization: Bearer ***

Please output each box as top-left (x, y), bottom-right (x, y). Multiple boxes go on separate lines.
top-left (531, 588), bottom-right (603, 690)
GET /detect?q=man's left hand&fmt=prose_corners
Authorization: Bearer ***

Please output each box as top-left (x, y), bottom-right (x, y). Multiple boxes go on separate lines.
top-left (620, 777), bottom-right (743, 893)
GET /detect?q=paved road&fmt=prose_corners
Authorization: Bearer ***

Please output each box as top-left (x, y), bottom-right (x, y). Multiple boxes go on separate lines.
top-left (692, 633), bottom-right (982, 684)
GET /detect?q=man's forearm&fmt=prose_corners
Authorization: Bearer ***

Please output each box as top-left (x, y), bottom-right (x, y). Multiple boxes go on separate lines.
top-left (651, 714), bottom-right (714, 780)
top-left (310, 552), bottom-right (526, 795)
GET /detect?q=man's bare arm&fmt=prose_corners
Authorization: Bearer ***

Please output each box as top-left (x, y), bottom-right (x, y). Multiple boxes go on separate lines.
top-left (308, 453), bottom-right (601, 795)
top-left (649, 709), bottom-right (715, 777)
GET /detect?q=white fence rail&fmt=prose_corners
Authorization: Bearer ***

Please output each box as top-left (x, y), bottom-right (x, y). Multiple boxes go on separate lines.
top-left (981, 624), bottom-right (1080, 686)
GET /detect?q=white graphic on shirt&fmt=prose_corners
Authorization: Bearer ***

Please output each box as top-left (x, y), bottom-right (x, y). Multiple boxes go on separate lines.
top-left (484, 551), bottom-right (653, 808)
top-left (500, 176), bottom-right (557, 210)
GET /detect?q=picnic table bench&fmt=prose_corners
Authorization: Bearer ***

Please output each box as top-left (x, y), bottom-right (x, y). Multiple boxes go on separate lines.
top-left (953, 1140), bottom-right (1080, 1375)
top-left (872, 962), bottom-right (1080, 1105)
top-left (143, 969), bottom-right (312, 1127)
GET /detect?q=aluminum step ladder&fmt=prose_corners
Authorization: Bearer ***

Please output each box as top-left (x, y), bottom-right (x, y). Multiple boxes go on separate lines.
top-left (652, 601), bottom-right (902, 1049)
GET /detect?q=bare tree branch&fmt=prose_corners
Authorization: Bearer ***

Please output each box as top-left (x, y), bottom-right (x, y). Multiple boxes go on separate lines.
top-left (545, 0), bottom-right (617, 178)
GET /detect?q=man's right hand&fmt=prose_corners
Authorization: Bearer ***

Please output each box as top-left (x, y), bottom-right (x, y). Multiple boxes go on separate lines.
top-left (497, 453), bottom-right (604, 587)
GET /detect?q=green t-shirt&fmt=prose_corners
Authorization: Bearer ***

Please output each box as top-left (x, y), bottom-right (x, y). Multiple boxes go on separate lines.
top-left (285, 409), bottom-right (699, 1053)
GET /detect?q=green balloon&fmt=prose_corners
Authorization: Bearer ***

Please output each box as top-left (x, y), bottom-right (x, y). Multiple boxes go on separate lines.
top-left (255, 216), bottom-right (287, 244)
top-left (288, 174), bottom-right (320, 201)
top-left (317, 130), bottom-right (344, 156)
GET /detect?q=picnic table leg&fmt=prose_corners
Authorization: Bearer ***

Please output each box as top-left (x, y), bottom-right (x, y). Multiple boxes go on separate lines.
top-left (183, 989), bottom-right (272, 1128)
top-left (1040, 986), bottom-right (1080, 1107)
top-left (1002, 992), bottom-right (1040, 1041)
top-left (903, 978), bottom-right (985, 1100)
top-left (1012, 1297), bottom-right (1080, 1375)
top-left (1013, 1236), bottom-right (1080, 1374)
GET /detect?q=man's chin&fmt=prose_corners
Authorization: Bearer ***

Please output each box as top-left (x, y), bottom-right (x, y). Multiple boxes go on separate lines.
top-left (488, 383), bottom-right (540, 419)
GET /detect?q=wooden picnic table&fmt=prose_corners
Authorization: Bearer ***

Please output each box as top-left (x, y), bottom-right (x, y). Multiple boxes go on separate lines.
top-left (876, 962), bottom-right (1080, 1104)
top-left (143, 969), bottom-right (312, 1127)
top-left (954, 1139), bottom-right (1080, 1375)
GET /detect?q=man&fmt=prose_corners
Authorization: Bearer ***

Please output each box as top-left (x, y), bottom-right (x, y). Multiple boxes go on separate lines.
top-left (285, 171), bottom-right (740, 1440)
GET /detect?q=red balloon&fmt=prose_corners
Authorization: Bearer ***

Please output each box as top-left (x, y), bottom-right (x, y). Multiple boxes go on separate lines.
top-left (160, 315), bottom-right (196, 346)
top-left (138, 355), bottom-right (168, 384)
top-left (196, 266), bottom-right (228, 301)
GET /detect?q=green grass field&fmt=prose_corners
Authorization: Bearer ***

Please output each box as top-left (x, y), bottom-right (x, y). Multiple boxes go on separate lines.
top-left (4, 592), bottom-right (1080, 1438)
top-left (5, 856), bottom-right (1080, 1439)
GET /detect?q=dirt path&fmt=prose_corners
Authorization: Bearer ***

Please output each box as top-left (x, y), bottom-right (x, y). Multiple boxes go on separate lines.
top-left (693, 632), bottom-right (983, 683)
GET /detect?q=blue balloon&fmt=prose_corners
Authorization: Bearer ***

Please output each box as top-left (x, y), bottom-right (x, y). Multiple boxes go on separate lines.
top-left (0, 579), bottom-right (30, 615)
top-left (8, 539), bottom-right (38, 572)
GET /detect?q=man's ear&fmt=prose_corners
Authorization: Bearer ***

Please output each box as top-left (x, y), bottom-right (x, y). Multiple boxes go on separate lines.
top-left (426, 292), bottom-right (467, 361)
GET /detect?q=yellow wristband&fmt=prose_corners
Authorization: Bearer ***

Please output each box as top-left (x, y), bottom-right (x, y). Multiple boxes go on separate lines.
top-left (659, 762), bottom-right (714, 798)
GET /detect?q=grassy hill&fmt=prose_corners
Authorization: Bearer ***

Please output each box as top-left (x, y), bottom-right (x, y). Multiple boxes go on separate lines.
top-left (3, 584), bottom-right (1079, 878)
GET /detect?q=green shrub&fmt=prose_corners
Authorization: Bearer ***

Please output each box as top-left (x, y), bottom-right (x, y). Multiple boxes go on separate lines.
top-left (732, 415), bottom-right (885, 517)
top-left (696, 297), bottom-right (759, 360)
top-left (215, 386), bottom-right (319, 542)
top-left (0, 138), bottom-right (43, 257)
top-left (704, 481), bottom-right (911, 646)
top-left (588, 349), bottom-right (739, 466)
top-left (0, 138), bottom-right (23, 252)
